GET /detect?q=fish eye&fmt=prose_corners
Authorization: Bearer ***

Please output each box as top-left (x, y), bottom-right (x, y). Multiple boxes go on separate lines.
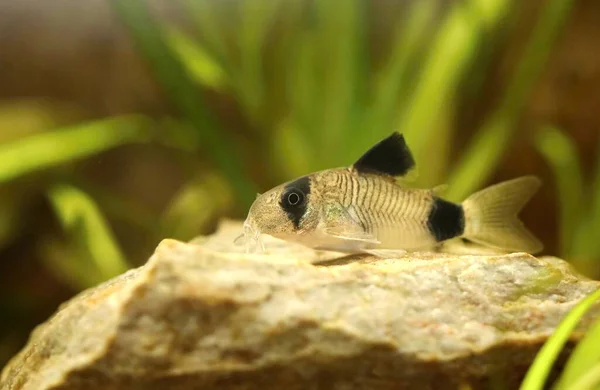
top-left (285, 189), bottom-right (304, 206)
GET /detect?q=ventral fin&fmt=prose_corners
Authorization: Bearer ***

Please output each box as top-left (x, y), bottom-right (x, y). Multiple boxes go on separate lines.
top-left (362, 249), bottom-right (408, 258)
top-left (352, 132), bottom-right (416, 177)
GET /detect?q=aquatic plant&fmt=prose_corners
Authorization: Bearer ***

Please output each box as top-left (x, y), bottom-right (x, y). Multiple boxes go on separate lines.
top-left (1, 1), bottom-right (596, 384)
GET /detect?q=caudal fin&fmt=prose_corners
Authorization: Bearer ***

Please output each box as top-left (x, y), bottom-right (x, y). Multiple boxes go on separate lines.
top-left (461, 176), bottom-right (543, 254)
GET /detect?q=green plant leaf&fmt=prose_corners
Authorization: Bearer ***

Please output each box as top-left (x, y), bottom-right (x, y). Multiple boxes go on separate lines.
top-left (72, 177), bottom-right (160, 236)
top-left (0, 100), bottom-right (81, 142)
top-left (110, 0), bottom-right (259, 210)
top-left (185, 0), bottom-right (229, 63)
top-left (270, 119), bottom-right (315, 179)
top-left (565, 364), bottom-right (600, 390)
top-left (38, 237), bottom-right (100, 291)
top-left (164, 27), bottom-right (227, 91)
top-left (556, 316), bottom-right (600, 390)
top-left (0, 116), bottom-right (149, 185)
top-left (160, 173), bottom-right (233, 241)
top-left (0, 190), bottom-right (28, 250)
top-left (583, 134), bottom-right (600, 259)
top-left (400, 0), bottom-right (512, 169)
top-left (533, 126), bottom-right (584, 256)
top-left (447, 0), bottom-right (575, 202)
top-left (286, 23), bottom-right (319, 151)
top-left (363, 0), bottom-right (435, 154)
top-left (520, 289), bottom-right (600, 390)
top-left (48, 184), bottom-right (130, 284)
top-left (237, 0), bottom-right (281, 124)
top-left (563, 129), bottom-right (600, 275)
top-left (313, 0), bottom-right (366, 164)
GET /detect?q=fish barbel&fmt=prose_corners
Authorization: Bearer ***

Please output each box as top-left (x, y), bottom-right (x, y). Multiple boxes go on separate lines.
top-left (236, 132), bottom-right (543, 255)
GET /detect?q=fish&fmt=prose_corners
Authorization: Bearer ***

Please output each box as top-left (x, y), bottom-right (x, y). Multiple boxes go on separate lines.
top-left (236, 132), bottom-right (543, 255)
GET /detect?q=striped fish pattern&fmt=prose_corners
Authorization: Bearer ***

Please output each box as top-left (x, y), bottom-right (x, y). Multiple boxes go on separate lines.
top-left (238, 132), bottom-right (543, 255)
top-left (314, 170), bottom-right (439, 250)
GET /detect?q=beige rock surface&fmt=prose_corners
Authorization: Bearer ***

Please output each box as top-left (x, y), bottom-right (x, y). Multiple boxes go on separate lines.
top-left (2, 220), bottom-right (599, 390)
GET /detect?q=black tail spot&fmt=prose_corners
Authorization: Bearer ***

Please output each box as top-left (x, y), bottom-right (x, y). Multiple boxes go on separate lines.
top-left (427, 197), bottom-right (465, 242)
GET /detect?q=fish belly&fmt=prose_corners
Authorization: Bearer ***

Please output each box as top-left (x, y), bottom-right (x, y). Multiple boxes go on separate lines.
top-left (372, 224), bottom-right (437, 250)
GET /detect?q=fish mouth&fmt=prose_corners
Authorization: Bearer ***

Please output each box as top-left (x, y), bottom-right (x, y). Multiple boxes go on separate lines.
top-left (233, 217), bottom-right (265, 253)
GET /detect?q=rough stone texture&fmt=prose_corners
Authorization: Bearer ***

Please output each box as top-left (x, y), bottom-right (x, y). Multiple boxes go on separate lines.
top-left (2, 220), bottom-right (599, 390)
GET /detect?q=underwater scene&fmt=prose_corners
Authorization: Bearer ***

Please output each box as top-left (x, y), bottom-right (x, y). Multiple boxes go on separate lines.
top-left (0, 1), bottom-right (599, 389)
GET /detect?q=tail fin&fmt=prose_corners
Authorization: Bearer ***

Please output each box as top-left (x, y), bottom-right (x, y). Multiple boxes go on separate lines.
top-left (461, 176), bottom-right (543, 254)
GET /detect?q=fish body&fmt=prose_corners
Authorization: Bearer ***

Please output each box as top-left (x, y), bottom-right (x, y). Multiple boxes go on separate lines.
top-left (240, 132), bottom-right (543, 255)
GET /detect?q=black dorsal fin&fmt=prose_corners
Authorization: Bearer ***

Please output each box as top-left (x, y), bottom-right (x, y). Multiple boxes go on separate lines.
top-left (352, 132), bottom-right (415, 177)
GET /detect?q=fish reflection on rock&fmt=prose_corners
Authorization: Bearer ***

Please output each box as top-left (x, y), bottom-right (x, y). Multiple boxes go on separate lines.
top-left (236, 132), bottom-right (543, 256)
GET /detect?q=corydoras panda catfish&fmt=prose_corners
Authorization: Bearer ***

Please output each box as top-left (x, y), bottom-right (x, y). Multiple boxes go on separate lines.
top-left (239, 132), bottom-right (543, 255)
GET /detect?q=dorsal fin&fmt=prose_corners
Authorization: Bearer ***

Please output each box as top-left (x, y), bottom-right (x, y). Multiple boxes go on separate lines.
top-left (352, 132), bottom-right (415, 177)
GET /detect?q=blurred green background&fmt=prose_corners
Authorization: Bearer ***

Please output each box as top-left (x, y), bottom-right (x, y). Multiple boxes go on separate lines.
top-left (0, 0), bottom-right (599, 376)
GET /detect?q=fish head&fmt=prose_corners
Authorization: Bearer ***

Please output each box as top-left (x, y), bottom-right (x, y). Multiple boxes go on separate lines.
top-left (240, 175), bottom-right (321, 246)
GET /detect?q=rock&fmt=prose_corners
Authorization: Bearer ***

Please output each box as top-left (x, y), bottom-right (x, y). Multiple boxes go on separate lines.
top-left (2, 220), bottom-right (599, 390)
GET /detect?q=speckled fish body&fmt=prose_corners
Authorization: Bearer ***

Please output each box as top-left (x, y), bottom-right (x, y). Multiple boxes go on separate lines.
top-left (239, 132), bottom-right (543, 255)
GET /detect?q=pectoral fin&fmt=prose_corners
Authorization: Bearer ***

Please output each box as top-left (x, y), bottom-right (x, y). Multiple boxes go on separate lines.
top-left (321, 203), bottom-right (380, 244)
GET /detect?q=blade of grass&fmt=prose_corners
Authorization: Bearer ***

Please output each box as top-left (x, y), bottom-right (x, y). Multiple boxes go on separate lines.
top-left (237, 0), bottom-right (280, 125)
top-left (186, 0), bottom-right (282, 133)
top-left (533, 127), bottom-right (584, 256)
top-left (0, 190), bottom-right (28, 250)
top-left (566, 363), bottom-right (600, 390)
top-left (285, 8), bottom-right (323, 172)
top-left (0, 116), bottom-right (149, 185)
top-left (417, 102), bottom-right (455, 186)
top-left (519, 289), bottom-right (600, 390)
top-left (48, 183), bottom-right (130, 282)
top-left (164, 26), bottom-right (228, 91)
top-left (446, 0), bottom-right (575, 201)
top-left (185, 0), bottom-right (246, 109)
top-left (270, 119), bottom-right (315, 180)
top-left (72, 176), bottom-right (160, 236)
top-left (312, 0), bottom-right (366, 166)
top-left (569, 133), bottom-right (600, 278)
top-left (556, 316), bottom-right (600, 389)
top-left (160, 173), bottom-right (233, 241)
top-left (583, 134), bottom-right (600, 258)
top-left (38, 238), bottom-right (101, 291)
top-left (399, 0), bottom-right (512, 167)
top-left (286, 31), bottom-right (316, 129)
top-left (186, 0), bottom-right (230, 65)
top-left (260, 0), bottom-right (305, 132)
top-left (110, 0), bottom-right (259, 209)
top-left (342, 0), bottom-right (370, 164)
top-left (0, 100), bottom-right (80, 142)
top-left (362, 0), bottom-right (436, 154)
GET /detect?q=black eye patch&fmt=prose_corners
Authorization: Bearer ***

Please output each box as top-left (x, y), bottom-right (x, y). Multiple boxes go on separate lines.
top-left (280, 176), bottom-right (311, 229)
